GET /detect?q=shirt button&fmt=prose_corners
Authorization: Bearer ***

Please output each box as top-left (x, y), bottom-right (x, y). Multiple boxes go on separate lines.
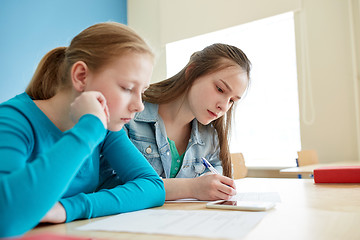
top-left (177, 159), bottom-right (180, 163)
top-left (189, 139), bottom-right (192, 142)
top-left (167, 152), bottom-right (170, 156)
top-left (145, 146), bottom-right (152, 154)
top-left (175, 167), bottom-right (178, 170)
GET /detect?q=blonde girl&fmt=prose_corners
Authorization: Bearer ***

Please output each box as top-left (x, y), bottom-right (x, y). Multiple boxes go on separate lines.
top-left (0, 22), bottom-right (165, 238)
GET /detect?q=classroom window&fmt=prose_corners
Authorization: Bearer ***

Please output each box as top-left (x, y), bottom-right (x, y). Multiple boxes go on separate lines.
top-left (166, 12), bottom-right (301, 167)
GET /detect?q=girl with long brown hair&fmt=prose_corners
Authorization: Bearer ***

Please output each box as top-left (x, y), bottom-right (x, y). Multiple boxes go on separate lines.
top-left (125, 43), bottom-right (251, 200)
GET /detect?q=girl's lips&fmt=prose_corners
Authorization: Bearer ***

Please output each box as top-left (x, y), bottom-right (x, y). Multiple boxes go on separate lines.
top-left (207, 110), bottom-right (218, 118)
top-left (121, 118), bottom-right (132, 123)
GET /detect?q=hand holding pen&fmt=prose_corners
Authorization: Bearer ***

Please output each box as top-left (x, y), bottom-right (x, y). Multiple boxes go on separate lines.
top-left (201, 157), bottom-right (236, 200)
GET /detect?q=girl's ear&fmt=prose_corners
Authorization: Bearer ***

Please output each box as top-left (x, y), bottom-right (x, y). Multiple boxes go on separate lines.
top-left (71, 61), bottom-right (89, 92)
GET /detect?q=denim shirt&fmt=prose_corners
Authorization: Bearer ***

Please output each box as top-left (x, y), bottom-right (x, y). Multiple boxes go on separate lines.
top-left (123, 102), bottom-right (222, 178)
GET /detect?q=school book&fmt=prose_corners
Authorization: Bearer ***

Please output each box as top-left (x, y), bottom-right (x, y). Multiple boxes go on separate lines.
top-left (314, 166), bottom-right (360, 183)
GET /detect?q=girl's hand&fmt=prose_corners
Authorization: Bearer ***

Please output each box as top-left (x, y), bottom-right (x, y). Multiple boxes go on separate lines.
top-left (192, 174), bottom-right (237, 200)
top-left (40, 202), bottom-right (66, 224)
top-left (70, 91), bottom-right (110, 128)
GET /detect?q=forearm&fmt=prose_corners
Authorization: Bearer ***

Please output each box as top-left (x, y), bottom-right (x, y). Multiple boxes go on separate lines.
top-left (163, 178), bottom-right (196, 200)
top-left (61, 177), bottom-right (165, 222)
top-left (0, 115), bottom-right (106, 237)
top-left (61, 130), bottom-right (166, 222)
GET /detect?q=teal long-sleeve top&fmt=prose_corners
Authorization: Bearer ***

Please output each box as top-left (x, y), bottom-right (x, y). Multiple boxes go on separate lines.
top-left (0, 93), bottom-right (165, 238)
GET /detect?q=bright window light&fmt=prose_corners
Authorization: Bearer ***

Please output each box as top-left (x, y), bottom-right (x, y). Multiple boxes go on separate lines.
top-left (166, 12), bottom-right (301, 167)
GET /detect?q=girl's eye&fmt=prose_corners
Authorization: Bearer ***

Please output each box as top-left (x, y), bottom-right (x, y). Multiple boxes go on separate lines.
top-left (216, 86), bottom-right (224, 93)
top-left (122, 87), bottom-right (132, 92)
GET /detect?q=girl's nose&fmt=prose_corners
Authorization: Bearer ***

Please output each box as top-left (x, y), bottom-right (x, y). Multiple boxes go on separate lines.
top-left (130, 94), bottom-right (144, 113)
top-left (217, 99), bottom-right (231, 112)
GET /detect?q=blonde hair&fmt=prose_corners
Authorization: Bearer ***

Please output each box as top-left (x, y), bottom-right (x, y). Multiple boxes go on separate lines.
top-left (143, 43), bottom-right (251, 177)
top-left (26, 22), bottom-right (154, 100)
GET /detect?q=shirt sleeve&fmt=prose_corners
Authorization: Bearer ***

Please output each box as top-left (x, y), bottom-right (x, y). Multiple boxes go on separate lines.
top-left (0, 108), bottom-right (106, 238)
top-left (59, 129), bottom-right (165, 222)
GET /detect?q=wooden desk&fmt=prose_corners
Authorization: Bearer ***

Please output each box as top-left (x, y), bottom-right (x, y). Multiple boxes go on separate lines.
top-left (280, 161), bottom-right (360, 176)
top-left (26, 178), bottom-right (360, 240)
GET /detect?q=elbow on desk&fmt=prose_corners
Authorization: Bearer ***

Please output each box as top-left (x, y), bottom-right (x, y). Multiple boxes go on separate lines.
top-left (149, 175), bottom-right (166, 207)
top-left (137, 169), bottom-right (166, 207)
top-left (139, 174), bottom-right (166, 208)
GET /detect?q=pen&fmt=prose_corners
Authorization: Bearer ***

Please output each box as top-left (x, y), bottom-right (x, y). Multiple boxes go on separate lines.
top-left (201, 157), bottom-right (220, 174)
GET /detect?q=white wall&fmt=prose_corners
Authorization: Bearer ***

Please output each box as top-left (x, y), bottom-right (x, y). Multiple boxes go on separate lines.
top-left (128, 0), bottom-right (360, 164)
top-left (294, 0), bottom-right (360, 163)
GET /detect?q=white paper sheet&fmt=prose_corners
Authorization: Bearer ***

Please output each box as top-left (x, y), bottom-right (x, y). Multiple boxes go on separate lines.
top-left (166, 192), bottom-right (281, 203)
top-left (78, 209), bottom-right (267, 239)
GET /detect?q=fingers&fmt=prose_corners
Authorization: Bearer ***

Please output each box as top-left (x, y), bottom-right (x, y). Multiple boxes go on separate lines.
top-left (70, 91), bottom-right (109, 128)
top-left (213, 190), bottom-right (234, 200)
top-left (95, 92), bottom-right (110, 123)
top-left (95, 91), bottom-right (107, 111)
top-left (104, 104), bottom-right (110, 123)
top-left (220, 175), bottom-right (236, 190)
top-left (195, 174), bottom-right (237, 200)
top-left (215, 176), bottom-right (237, 199)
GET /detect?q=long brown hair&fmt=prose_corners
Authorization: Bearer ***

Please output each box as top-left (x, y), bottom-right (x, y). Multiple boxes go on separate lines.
top-left (26, 22), bottom-right (154, 100)
top-left (143, 43), bottom-right (251, 177)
